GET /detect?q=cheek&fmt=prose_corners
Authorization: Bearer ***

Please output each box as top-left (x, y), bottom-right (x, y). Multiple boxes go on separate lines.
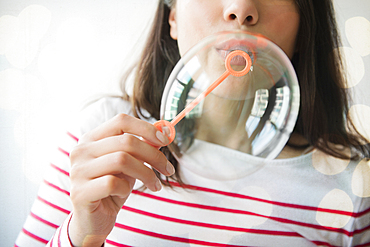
top-left (266, 12), bottom-right (300, 58)
top-left (177, 24), bottom-right (201, 56)
top-left (176, 2), bottom-right (221, 56)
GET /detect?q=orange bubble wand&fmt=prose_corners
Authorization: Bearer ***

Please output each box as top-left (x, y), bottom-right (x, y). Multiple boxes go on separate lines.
top-left (154, 50), bottom-right (252, 145)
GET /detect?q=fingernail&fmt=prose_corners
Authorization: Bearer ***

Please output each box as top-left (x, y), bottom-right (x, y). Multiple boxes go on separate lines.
top-left (156, 130), bottom-right (168, 145)
top-left (166, 161), bottom-right (175, 175)
top-left (162, 126), bottom-right (170, 137)
top-left (154, 179), bottom-right (162, 192)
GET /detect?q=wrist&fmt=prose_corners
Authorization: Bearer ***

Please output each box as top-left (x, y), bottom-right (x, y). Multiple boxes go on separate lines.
top-left (68, 213), bottom-right (107, 247)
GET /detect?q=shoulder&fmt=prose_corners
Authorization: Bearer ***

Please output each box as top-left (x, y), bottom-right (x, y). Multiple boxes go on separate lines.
top-left (83, 96), bottom-right (134, 118)
top-left (71, 96), bottom-right (135, 136)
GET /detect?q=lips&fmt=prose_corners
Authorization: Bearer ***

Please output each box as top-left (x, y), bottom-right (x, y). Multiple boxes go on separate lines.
top-left (215, 39), bottom-right (256, 66)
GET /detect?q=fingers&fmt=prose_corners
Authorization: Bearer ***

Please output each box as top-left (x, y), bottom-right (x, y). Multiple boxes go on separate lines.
top-left (79, 113), bottom-right (169, 147)
top-left (72, 175), bottom-right (133, 204)
top-left (70, 113), bottom-right (175, 199)
top-left (72, 134), bottom-right (174, 177)
top-left (71, 151), bottom-right (163, 192)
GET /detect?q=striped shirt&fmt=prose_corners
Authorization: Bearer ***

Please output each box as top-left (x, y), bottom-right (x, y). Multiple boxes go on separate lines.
top-left (15, 97), bottom-right (370, 247)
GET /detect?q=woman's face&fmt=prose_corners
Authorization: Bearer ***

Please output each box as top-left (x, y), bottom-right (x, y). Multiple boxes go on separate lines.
top-left (168, 0), bottom-right (300, 59)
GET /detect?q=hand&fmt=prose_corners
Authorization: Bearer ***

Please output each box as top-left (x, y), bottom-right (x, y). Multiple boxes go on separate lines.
top-left (68, 114), bottom-right (174, 246)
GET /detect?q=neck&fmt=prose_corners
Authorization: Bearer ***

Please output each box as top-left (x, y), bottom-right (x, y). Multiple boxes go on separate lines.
top-left (194, 95), bottom-right (313, 158)
top-left (276, 133), bottom-right (312, 159)
top-left (195, 94), bottom-right (255, 151)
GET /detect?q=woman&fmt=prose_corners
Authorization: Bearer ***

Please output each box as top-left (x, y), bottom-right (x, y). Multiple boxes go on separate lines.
top-left (16, 0), bottom-right (370, 246)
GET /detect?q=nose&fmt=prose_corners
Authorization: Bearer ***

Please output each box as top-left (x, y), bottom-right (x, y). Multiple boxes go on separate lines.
top-left (223, 0), bottom-right (259, 26)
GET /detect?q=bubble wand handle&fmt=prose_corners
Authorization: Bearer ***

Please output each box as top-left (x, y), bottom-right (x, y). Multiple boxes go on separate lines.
top-left (154, 50), bottom-right (252, 145)
top-left (170, 70), bottom-right (231, 127)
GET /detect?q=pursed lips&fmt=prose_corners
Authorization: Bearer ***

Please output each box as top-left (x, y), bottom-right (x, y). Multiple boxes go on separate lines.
top-left (215, 40), bottom-right (256, 66)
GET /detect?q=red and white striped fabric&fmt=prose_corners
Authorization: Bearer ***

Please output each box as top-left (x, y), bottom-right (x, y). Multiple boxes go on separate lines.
top-left (15, 97), bottom-right (370, 247)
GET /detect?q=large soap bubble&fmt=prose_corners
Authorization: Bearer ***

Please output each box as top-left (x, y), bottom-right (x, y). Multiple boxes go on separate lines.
top-left (155, 31), bottom-right (300, 161)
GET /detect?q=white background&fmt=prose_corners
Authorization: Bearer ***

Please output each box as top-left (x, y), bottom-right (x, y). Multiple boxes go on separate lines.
top-left (0, 0), bottom-right (369, 245)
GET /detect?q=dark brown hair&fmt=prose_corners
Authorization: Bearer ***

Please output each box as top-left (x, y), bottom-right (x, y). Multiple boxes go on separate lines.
top-left (121, 0), bottom-right (369, 185)
top-left (292, 0), bottom-right (369, 159)
top-left (121, 0), bottom-right (182, 185)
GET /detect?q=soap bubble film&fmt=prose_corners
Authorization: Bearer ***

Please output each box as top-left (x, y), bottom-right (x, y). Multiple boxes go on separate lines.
top-left (159, 31), bottom-right (300, 160)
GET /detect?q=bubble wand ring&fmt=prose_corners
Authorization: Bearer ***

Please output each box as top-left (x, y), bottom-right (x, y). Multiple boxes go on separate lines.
top-left (154, 50), bottom-right (252, 145)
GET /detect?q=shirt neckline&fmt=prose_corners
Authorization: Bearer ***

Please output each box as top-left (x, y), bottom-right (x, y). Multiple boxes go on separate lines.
top-left (178, 139), bottom-right (313, 181)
